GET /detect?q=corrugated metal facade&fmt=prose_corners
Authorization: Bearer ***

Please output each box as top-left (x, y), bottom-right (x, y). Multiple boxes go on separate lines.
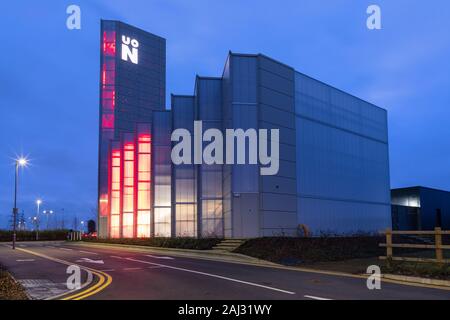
top-left (295, 73), bottom-right (391, 234)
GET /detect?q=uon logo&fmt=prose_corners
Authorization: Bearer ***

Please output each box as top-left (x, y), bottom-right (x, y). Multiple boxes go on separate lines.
top-left (121, 35), bottom-right (139, 64)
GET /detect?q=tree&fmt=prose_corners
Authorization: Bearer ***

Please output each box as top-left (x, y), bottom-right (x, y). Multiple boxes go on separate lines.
top-left (87, 220), bottom-right (96, 234)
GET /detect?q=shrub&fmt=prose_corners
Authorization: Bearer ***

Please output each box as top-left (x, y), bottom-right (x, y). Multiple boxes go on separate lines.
top-left (0, 230), bottom-right (70, 242)
top-left (234, 236), bottom-right (385, 265)
top-left (83, 237), bottom-right (222, 250)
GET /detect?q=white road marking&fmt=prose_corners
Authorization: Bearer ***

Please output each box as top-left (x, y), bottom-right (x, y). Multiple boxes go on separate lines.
top-left (79, 250), bottom-right (99, 255)
top-left (99, 269), bottom-right (115, 272)
top-left (110, 255), bottom-right (124, 259)
top-left (304, 295), bottom-right (332, 300)
top-left (59, 248), bottom-right (73, 251)
top-left (120, 257), bottom-right (295, 295)
top-left (16, 259), bottom-right (35, 262)
top-left (123, 267), bottom-right (142, 271)
top-left (76, 258), bottom-right (104, 265)
top-left (148, 266), bottom-right (164, 269)
top-left (145, 255), bottom-right (174, 260)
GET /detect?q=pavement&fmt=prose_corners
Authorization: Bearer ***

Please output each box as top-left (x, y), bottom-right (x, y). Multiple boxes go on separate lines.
top-left (0, 241), bottom-right (449, 300)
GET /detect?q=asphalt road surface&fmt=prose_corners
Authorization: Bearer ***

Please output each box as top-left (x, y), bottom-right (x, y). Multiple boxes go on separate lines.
top-left (0, 241), bottom-right (449, 300)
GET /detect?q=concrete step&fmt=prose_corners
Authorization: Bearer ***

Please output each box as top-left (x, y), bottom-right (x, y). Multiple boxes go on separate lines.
top-left (212, 239), bottom-right (246, 252)
top-left (214, 243), bottom-right (241, 247)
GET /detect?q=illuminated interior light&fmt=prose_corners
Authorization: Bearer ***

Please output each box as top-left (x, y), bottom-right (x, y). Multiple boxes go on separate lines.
top-left (137, 133), bottom-right (151, 238)
top-left (122, 142), bottom-right (135, 238)
top-left (109, 148), bottom-right (121, 238)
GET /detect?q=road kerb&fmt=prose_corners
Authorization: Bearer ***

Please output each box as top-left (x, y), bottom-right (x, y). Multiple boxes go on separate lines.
top-left (382, 274), bottom-right (450, 288)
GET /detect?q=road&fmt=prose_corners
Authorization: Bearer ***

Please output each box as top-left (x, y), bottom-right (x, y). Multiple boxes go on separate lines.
top-left (0, 241), bottom-right (449, 300)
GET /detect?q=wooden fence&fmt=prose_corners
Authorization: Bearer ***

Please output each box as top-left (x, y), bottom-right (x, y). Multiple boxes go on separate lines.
top-left (380, 228), bottom-right (450, 264)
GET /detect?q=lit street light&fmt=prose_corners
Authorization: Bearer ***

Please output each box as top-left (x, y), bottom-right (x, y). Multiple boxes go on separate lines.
top-left (12, 157), bottom-right (28, 250)
top-left (43, 210), bottom-right (54, 229)
top-left (35, 199), bottom-right (42, 240)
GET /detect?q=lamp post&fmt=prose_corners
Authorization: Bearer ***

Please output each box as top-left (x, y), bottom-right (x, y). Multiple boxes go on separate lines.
top-left (12, 157), bottom-right (28, 250)
top-left (43, 210), bottom-right (54, 230)
top-left (36, 199), bottom-right (42, 240)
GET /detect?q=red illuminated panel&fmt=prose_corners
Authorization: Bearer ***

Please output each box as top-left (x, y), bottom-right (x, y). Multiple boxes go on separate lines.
top-left (99, 194), bottom-right (108, 217)
top-left (122, 143), bottom-right (135, 238)
top-left (102, 64), bottom-right (116, 89)
top-left (110, 149), bottom-right (121, 238)
top-left (99, 25), bottom-right (117, 226)
top-left (102, 114), bottom-right (114, 129)
top-left (137, 134), bottom-right (151, 237)
top-left (103, 31), bottom-right (116, 56)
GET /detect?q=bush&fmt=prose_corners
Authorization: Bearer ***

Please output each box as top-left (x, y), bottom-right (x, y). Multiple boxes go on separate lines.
top-left (84, 237), bottom-right (223, 250)
top-left (234, 236), bottom-right (385, 265)
top-left (0, 230), bottom-right (70, 242)
top-left (383, 261), bottom-right (450, 280)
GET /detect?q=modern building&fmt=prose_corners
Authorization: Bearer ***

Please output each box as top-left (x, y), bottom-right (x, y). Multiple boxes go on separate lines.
top-left (97, 20), bottom-right (391, 238)
top-left (391, 186), bottom-right (450, 230)
top-left (97, 20), bottom-right (165, 237)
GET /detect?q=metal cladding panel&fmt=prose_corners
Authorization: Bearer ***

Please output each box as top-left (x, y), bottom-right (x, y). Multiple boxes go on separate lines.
top-left (258, 55), bottom-right (298, 234)
top-left (221, 56), bottom-right (233, 238)
top-left (197, 78), bottom-right (222, 121)
top-left (418, 188), bottom-right (450, 230)
top-left (229, 56), bottom-right (259, 194)
top-left (115, 21), bottom-right (166, 130)
top-left (391, 205), bottom-right (419, 231)
top-left (226, 55), bottom-right (260, 238)
top-left (295, 72), bottom-right (391, 234)
top-left (391, 188), bottom-right (421, 207)
top-left (298, 198), bottom-right (391, 234)
top-left (196, 78), bottom-right (224, 237)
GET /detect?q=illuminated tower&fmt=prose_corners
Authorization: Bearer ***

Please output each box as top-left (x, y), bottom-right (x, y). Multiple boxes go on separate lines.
top-left (98, 20), bottom-right (165, 238)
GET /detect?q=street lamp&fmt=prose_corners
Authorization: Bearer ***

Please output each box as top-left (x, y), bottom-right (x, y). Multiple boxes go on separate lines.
top-left (43, 210), bottom-right (54, 229)
top-left (12, 157), bottom-right (28, 250)
top-left (35, 199), bottom-right (42, 240)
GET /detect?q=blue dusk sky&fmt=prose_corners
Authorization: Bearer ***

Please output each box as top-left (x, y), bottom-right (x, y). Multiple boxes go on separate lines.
top-left (1, 1), bottom-right (449, 229)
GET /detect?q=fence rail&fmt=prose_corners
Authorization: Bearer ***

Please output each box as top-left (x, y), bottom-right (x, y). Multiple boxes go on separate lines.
top-left (379, 228), bottom-right (450, 264)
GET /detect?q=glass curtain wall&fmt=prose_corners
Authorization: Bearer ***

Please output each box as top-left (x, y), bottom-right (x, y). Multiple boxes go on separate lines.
top-left (136, 123), bottom-right (152, 237)
top-left (109, 140), bottom-right (121, 238)
top-left (172, 95), bottom-right (197, 237)
top-left (153, 111), bottom-right (172, 237)
top-left (99, 21), bottom-right (117, 220)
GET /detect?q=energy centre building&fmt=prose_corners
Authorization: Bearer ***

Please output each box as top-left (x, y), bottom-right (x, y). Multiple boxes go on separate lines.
top-left (97, 20), bottom-right (391, 239)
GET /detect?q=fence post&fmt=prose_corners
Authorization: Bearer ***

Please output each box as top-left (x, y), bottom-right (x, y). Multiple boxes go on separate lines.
top-left (435, 227), bottom-right (443, 264)
top-left (386, 228), bottom-right (393, 267)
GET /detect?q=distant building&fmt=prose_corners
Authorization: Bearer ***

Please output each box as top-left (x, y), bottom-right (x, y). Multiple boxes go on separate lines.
top-left (97, 20), bottom-right (391, 238)
top-left (391, 187), bottom-right (450, 230)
